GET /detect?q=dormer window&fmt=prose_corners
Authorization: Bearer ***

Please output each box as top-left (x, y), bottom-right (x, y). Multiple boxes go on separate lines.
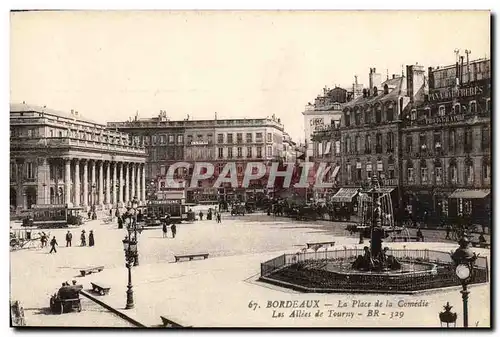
top-left (373, 87), bottom-right (378, 96)
top-left (453, 103), bottom-right (461, 114)
top-left (410, 109), bottom-right (417, 121)
top-left (438, 105), bottom-right (445, 116)
top-left (470, 101), bottom-right (477, 113)
top-left (384, 84), bottom-right (389, 95)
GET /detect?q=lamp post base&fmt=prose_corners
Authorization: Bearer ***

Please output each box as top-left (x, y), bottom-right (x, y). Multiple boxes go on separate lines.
top-left (461, 284), bottom-right (469, 328)
top-left (125, 284), bottom-right (134, 309)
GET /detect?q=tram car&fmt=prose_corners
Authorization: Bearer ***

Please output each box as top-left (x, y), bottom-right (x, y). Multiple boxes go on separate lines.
top-left (26, 205), bottom-right (84, 229)
top-left (145, 199), bottom-right (188, 226)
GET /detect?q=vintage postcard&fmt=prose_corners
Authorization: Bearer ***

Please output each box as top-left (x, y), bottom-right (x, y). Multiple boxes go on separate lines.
top-left (9, 10), bottom-right (491, 328)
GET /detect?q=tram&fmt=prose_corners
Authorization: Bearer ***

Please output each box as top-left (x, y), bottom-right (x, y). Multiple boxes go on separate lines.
top-left (25, 204), bottom-right (84, 229)
top-left (144, 199), bottom-right (188, 225)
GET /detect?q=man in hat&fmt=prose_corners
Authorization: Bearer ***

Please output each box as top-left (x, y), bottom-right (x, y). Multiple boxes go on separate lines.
top-left (80, 230), bottom-right (86, 246)
top-left (49, 236), bottom-right (58, 254)
top-left (65, 231), bottom-right (73, 247)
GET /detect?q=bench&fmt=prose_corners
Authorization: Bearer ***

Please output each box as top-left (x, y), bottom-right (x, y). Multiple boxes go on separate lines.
top-left (90, 282), bottom-right (111, 296)
top-left (174, 253), bottom-right (209, 262)
top-left (392, 236), bottom-right (424, 242)
top-left (80, 266), bottom-right (104, 277)
top-left (160, 315), bottom-right (192, 328)
top-left (471, 241), bottom-right (490, 249)
top-left (306, 241), bottom-right (336, 249)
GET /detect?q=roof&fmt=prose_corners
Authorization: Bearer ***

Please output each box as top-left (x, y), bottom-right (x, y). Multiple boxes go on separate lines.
top-left (343, 76), bottom-right (405, 109)
top-left (10, 103), bottom-right (105, 126)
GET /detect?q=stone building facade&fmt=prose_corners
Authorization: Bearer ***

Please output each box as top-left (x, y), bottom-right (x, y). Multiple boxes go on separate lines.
top-left (10, 103), bottom-right (147, 213)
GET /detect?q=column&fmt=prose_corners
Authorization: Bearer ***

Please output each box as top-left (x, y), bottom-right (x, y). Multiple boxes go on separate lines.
top-left (36, 158), bottom-right (49, 205)
top-left (91, 160), bottom-right (96, 205)
top-left (82, 160), bottom-right (89, 206)
top-left (124, 163), bottom-right (130, 203)
top-left (112, 162), bottom-right (117, 206)
top-left (131, 163), bottom-right (136, 200)
top-left (105, 161), bottom-right (111, 206)
top-left (118, 162), bottom-right (123, 205)
top-left (141, 164), bottom-right (146, 203)
top-left (74, 159), bottom-right (80, 206)
top-left (135, 163), bottom-right (141, 203)
top-left (16, 160), bottom-right (24, 209)
top-left (98, 161), bottom-right (104, 205)
top-left (64, 159), bottom-right (71, 205)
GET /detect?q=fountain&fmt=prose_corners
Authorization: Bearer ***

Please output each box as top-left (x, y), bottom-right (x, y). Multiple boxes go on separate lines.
top-left (259, 177), bottom-right (489, 294)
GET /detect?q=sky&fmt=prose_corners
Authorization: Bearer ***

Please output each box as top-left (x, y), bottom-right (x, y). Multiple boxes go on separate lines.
top-left (10, 10), bottom-right (490, 143)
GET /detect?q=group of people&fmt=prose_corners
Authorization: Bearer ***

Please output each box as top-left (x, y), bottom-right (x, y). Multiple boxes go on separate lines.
top-left (162, 221), bottom-right (177, 238)
top-left (49, 229), bottom-right (95, 253)
top-left (197, 209), bottom-right (222, 223)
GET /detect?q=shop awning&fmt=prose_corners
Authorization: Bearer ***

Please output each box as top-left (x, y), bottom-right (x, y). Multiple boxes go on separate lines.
top-left (449, 189), bottom-right (491, 199)
top-left (331, 188), bottom-right (359, 203)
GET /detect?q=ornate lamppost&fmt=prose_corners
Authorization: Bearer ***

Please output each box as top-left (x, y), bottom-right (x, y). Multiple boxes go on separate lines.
top-left (122, 229), bottom-right (137, 310)
top-left (439, 302), bottom-right (457, 328)
top-left (451, 236), bottom-right (478, 328)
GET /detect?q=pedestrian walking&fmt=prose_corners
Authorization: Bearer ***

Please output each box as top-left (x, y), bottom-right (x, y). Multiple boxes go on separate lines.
top-left (109, 208), bottom-right (113, 217)
top-left (87, 209), bottom-right (92, 220)
top-left (416, 228), bottom-right (424, 242)
top-left (445, 225), bottom-right (451, 239)
top-left (171, 224), bottom-right (177, 239)
top-left (162, 222), bottom-right (168, 238)
top-left (89, 230), bottom-right (95, 247)
top-left (80, 230), bottom-right (86, 246)
top-left (40, 232), bottom-right (48, 248)
top-left (216, 212), bottom-right (222, 223)
top-left (199, 211), bottom-right (204, 221)
top-left (49, 236), bottom-right (58, 254)
top-left (65, 231), bottom-right (72, 247)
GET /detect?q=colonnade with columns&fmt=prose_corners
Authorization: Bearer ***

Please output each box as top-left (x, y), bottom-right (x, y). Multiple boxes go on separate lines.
top-left (50, 159), bottom-right (146, 209)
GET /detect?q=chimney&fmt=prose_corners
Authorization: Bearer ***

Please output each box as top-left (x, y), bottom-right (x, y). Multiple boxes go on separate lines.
top-left (75, 111), bottom-right (79, 116)
top-left (406, 64), bottom-right (426, 103)
top-left (392, 74), bottom-right (396, 79)
top-left (71, 109), bottom-right (74, 115)
top-left (369, 68), bottom-right (382, 96)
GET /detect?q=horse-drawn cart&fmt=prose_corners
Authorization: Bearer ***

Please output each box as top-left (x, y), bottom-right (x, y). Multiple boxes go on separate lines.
top-left (49, 285), bottom-right (83, 314)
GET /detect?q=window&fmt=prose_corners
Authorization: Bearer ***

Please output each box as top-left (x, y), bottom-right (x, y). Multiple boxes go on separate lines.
top-left (386, 132), bottom-right (394, 152)
top-left (26, 162), bottom-right (34, 180)
top-left (453, 103), bottom-right (461, 114)
top-left (356, 161), bottom-right (362, 181)
top-left (355, 135), bottom-right (361, 153)
top-left (246, 133), bottom-right (253, 143)
top-left (207, 134), bottom-right (213, 144)
top-left (464, 127), bottom-right (473, 152)
top-left (227, 134), bottom-right (233, 144)
top-left (449, 160), bottom-right (458, 184)
top-left (435, 160), bottom-right (443, 183)
top-left (419, 133), bottom-right (427, 152)
top-left (335, 141), bottom-right (341, 154)
top-left (227, 147), bottom-right (233, 159)
top-left (256, 146), bottom-right (262, 158)
top-left (386, 106), bottom-right (394, 121)
top-left (267, 133), bottom-right (272, 142)
top-left (376, 160), bottom-right (383, 172)
top-left (420, 160), bottom-right (428, 183)
top-left (177, 135), bottom-right (183, 144)
top-left (267, 146), bottom-right (272, 157)
top-left (483, 158), bottom-right (491, 183)
top-left (346, 164), bottom-right (352, 182)
top-left (152, 135), bottom-right (157, 144)
top-left (168, 135), bottom-right (174, 143)
top-left (375, 106), bottom-right (382, 123)
top-left (434, 132), bottom-right (442, 151)
top-left (438, 105), bottom-right (446, 116)
top-left (237, 133), bottom-right (243, 144)
top-left (449, 129), bottom-right (456, 152)
top-left (59, 131), bottom-right (63, 138)
top-left (10, 162), bottom-right (17, 181)
top-left (410, 109), bottom-right (417, 121)
top-left (406, 135), bottom-right (413, 153)
top-left (375, 133), bottom-right (382, 153)
top-left (486, 99), bottom-right (491, 112)
top-left (217, 134), bottom-right (224, 144)
top-left (364, 109), bottom-right (370, 124)
top-left (218, 148), bottom-right (223, 159)
top-left (465, 158), bottom-right (474, 185)
top-left (345, 111), bottom-right (351, 127)
top-left (160, 135), bottom-right (166, 144)
top-left (481, 126), bottom-right (490, 150)
top-left (256, 133), bottom-right (263, 142)
top-left (366, 162), bottom-right (373, 179)
top-left (345, 136), bottom-right (351, 154)
top-left (470, 101), bottom-right (477, 113)
top-left (237, 147), bottom-right (242, 158)
top-left (246, 146), bottom-right (252, 158)
top-left (355, 110), bottom-right (361, 125)
top-left (365, 135), bottom-right (372, 154)
top-left (407, 162), bottom-right (414, 183)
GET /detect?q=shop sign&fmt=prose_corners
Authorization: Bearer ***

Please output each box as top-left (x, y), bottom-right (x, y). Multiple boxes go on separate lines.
top-left (429, 85), bottom-right (484, 101)
top-left (426, 114), bottom-right (465, 125)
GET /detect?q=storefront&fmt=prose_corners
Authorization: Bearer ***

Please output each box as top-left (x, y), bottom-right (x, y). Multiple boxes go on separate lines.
top-left (448, 188), bottom-right (491, 227)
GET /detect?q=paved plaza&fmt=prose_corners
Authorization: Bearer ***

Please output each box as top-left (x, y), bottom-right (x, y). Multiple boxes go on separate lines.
top-left (10, 214), bottom-right (491, 327)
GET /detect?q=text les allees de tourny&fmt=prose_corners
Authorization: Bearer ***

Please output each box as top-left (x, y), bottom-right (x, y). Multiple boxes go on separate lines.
top-left (248, 299), bottom-right (429, 320)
